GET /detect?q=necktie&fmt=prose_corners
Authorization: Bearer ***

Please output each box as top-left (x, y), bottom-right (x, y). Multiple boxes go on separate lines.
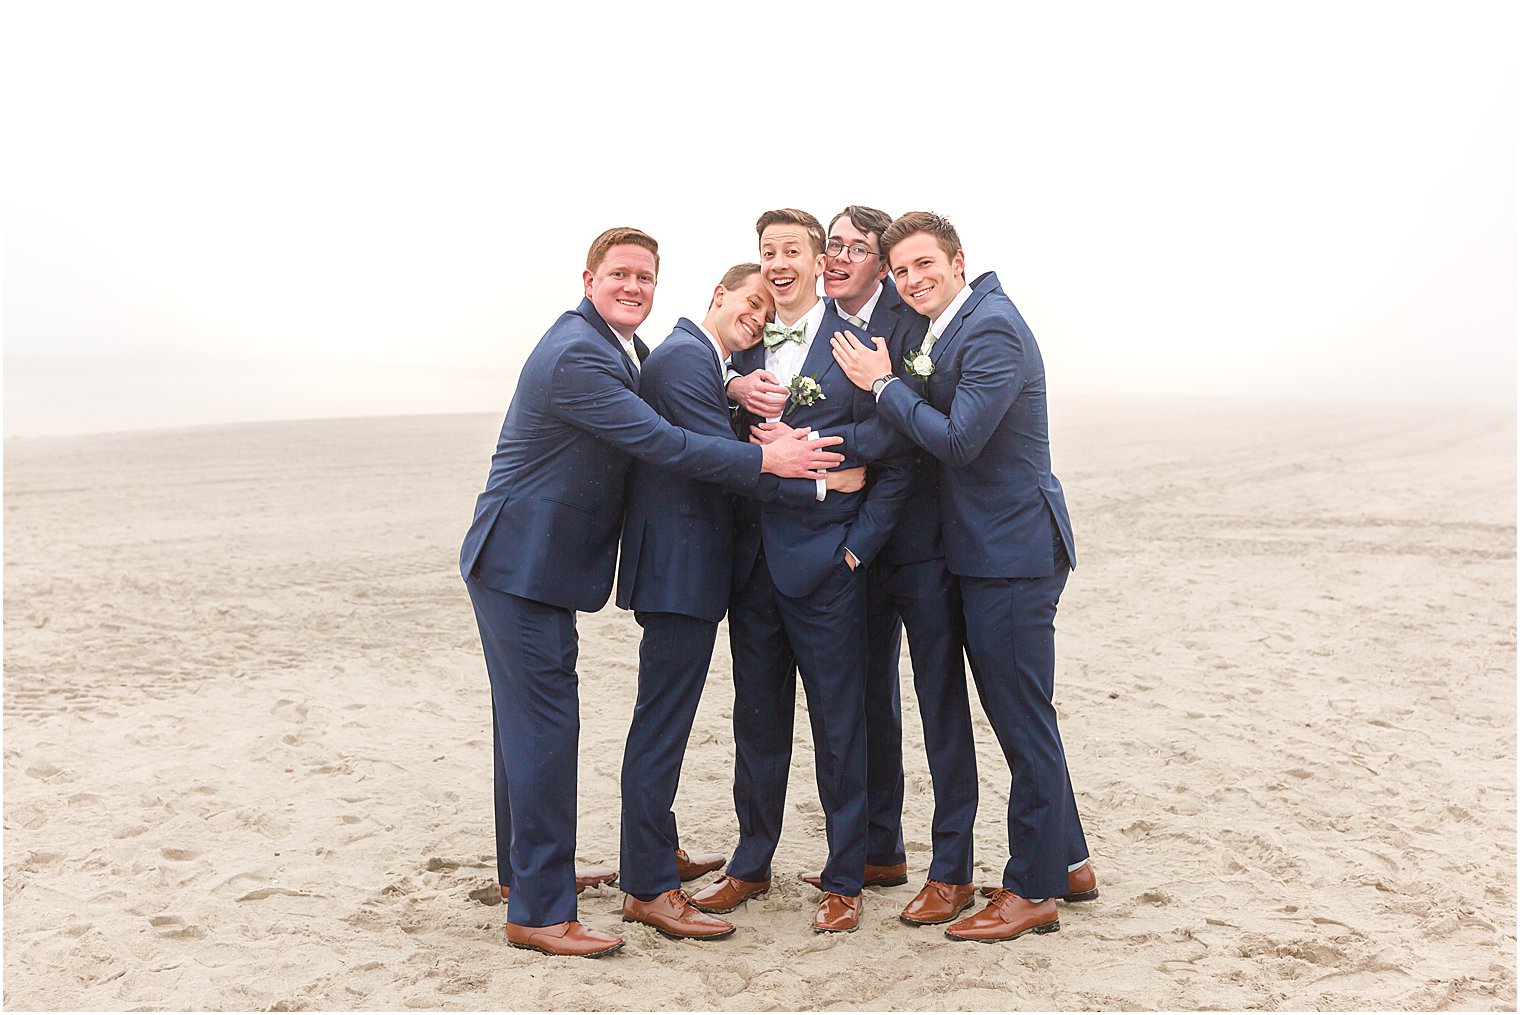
top-left (919, 329), bottom-right (939, 357)
top-left (763, 321), bottom-right (808, 348)
top-left (842, 312), bottom-right (867, 330)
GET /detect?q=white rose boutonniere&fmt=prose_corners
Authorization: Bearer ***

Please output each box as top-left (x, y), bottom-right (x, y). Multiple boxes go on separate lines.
top-left (786, 374), bottom-right (826, 413)
top-left (904, 349), bottom-right (935, 380)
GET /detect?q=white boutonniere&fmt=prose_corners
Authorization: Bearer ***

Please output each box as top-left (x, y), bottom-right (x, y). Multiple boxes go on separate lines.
top-left (786, 374), bottom-right (826, 413)
top-left (904, 346), bottom-right (936, 380)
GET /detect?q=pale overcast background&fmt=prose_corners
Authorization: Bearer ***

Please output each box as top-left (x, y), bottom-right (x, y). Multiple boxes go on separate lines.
top-left (3, 1), bottom-right (1515, 437)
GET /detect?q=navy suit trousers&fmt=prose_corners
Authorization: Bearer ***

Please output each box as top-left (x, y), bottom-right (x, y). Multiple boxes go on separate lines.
top-left (618, 610), bottom-right (719, 895)
top-left (866, 557), bottom-right (977, 883)
top-left (726, 553), bottom-right (869, 896)
top-left (468, 579), bottom-right (582, 927)
top-left (959, 570), bottom-right (1089, 899)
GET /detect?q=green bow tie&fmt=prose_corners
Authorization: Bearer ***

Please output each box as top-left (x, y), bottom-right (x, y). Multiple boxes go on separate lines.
top-left (763, 320), bottom-right (808, 349)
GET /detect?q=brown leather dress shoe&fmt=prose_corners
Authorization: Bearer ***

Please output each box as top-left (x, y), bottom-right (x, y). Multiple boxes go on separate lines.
top-left (899, 881), bottom-right (976, 926)
top-left (689, 874), bottom-right (770, 914)
top-left (945, 889), bottom-right (1059, 942)
top-left (622, 889), bottom-right (736, 940)
top-left (979, 862), bottom-right (1099, 903)
top-left (812, 892), bottom-right (862, 933)
top-left (674, 848), bottom-right (726, 882)
top-left (505, 920), bottom-right (624, 957)
top-left (799, 861), bottom-right (909, 890)
top-left (499, 865), bottom-right (619, 902)
top-left (1063, 861), bottom-right (1099, 902)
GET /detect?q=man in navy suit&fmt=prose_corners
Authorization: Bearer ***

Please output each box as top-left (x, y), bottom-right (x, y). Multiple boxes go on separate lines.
top-left (830, 212), bottom-right (1096, 943)
top-left (614, 263), bottom-right (867, 941)
top-left (689, 210), bottom-right (910, 934)
top-left (756, 206), bottom-right (981, 928)
top-left (461, 228), bottom-right (846, 958)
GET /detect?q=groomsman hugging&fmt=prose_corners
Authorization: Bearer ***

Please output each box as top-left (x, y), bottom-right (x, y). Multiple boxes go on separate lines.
top-left (688, 209), bottom-right (911, 934)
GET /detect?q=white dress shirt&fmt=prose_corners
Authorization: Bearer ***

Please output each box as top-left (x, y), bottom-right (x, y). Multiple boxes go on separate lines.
top-left (765, 299), bottom-right (828, 501)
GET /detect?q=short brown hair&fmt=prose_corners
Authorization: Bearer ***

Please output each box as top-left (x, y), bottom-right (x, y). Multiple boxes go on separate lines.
top-left (882, 211), bottom-right (962, 265)
top-left (586, 227), bottom-right (660, 274)
top-left (718, 262), bottom-right (762, 291)
top-left (710, 262), bottom-right (762, 310)
top-left (755, 208), bottom-right (826, 258)
top-left (827, 205), bottom-right (893, 244)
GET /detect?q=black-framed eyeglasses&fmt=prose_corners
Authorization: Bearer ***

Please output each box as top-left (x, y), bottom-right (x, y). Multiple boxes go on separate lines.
top-left (824, 239), bottom-right (881, 263)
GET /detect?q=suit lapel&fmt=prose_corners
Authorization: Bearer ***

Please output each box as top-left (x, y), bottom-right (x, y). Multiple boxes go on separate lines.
top-left (675, 317), bottom-right (724, 384)
top-left (929, 273), bottom-right (1000, 368)
top-left (576, 297), bottom-right (639, 386)
top-left (797, 301), bottom-right (842, 385)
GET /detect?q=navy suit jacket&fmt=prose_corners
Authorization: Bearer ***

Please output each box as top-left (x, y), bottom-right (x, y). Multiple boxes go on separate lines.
top-left (731, 300), bottom-right (911, 599)
top-left (616, 320), bottom-right (814, 623)
top-left (460, 299), bottom-right (764, 612)
top-left (872, 272), bottom-right (1077, 579)
top-left (819, 281), bottom-right (944, 567)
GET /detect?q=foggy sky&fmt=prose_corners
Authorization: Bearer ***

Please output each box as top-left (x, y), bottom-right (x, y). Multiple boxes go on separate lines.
top-left (4, 1), bottom-right (1515, 437)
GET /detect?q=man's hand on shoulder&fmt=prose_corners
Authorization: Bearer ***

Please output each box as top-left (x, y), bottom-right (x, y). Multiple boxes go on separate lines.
top-left (829, 329), bottom-right (892, 391)
top-left (757, 427), bottom-right (844, 479)
top-left (728, 370), bottom-right (789, 418)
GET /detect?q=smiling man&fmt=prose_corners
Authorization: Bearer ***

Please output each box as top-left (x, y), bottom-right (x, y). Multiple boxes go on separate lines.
top-left (460, 228), bottom-right (847, 958)
top-left (772, 206), bottom-right (981, 930)
top-left (830, 211), bottom-right (1097, 944)
top-left (691, 210), bottom-right (909, 935)
top-left (614, 263), bottom-right (866, 941)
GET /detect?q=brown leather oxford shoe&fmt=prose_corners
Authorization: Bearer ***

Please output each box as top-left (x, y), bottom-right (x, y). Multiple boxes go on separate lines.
top-left (689, 874), bottom-right (770, 914)
top-left (674, 848), bottom-right (726, 883)
top-left (505, 920), bottom-right (624, 957)
top-left (813, 892), bottom-right (862, 933)
top-left (1063, 861), bottom-right (1099, 902)
top-left (979, 861), bottom-right (1099, 904)
top-left (622, 889), bottom-right (736, 940)
top-left (945, 889), bottom-right (1059, 942)
top-left (899, 880), bottom-right (976, 926)
top-left (500, 865), bottom-right (619, 902)
top-left (798, 861), bottom-right (908, 890)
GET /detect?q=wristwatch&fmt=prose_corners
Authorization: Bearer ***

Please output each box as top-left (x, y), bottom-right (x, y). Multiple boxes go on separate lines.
top-left (871, 373), bottom-right (896, 398)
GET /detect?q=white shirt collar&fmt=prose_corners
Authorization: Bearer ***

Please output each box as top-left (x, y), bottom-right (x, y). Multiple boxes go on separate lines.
top-left (844, 282), bottom-right (885, 327)
top-left (928, 282), bottom-right (974, 341)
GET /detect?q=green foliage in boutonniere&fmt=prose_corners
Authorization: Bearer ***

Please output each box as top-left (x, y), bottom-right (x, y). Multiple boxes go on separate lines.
top-left (903, 344), bottom-right (935, 380)
top-left (786, 374), bottom-right (826, 413)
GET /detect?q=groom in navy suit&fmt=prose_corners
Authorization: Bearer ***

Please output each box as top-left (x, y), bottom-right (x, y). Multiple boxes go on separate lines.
top-left (690, 209), bottom-right (910, 934)
top-left (461, 228), bottom-right (846, 958)
top-left (614, 263), bottom-right (867, 941)
top-left (831, 211), bottom-right (1095, 943)
top-left (757, 206), bottom-right (981, 928)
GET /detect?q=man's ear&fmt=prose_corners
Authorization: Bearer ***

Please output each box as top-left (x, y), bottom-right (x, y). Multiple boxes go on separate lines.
top-left (712, 285), bottom-right (726, 307)
top-left (951, 249), bottom-right (966, 283)
top-left (583, 269), bottom-right (595, 297)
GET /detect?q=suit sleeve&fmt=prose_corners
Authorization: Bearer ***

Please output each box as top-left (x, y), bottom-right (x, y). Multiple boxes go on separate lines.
top-left (549, 337), bottom-right (762, 489)
top-left (644, 342), bottom-right (814, 506)
top-left (875, 315), bottom-right (1022, 468)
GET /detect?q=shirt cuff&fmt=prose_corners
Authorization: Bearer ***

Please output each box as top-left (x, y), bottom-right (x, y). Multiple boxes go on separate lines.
top-left (810, 429), bottom-right (826, 501)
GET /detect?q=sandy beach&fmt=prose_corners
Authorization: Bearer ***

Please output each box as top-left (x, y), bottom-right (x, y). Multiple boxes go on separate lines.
top-left (3, 396), bottom-right (1514, 1011)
